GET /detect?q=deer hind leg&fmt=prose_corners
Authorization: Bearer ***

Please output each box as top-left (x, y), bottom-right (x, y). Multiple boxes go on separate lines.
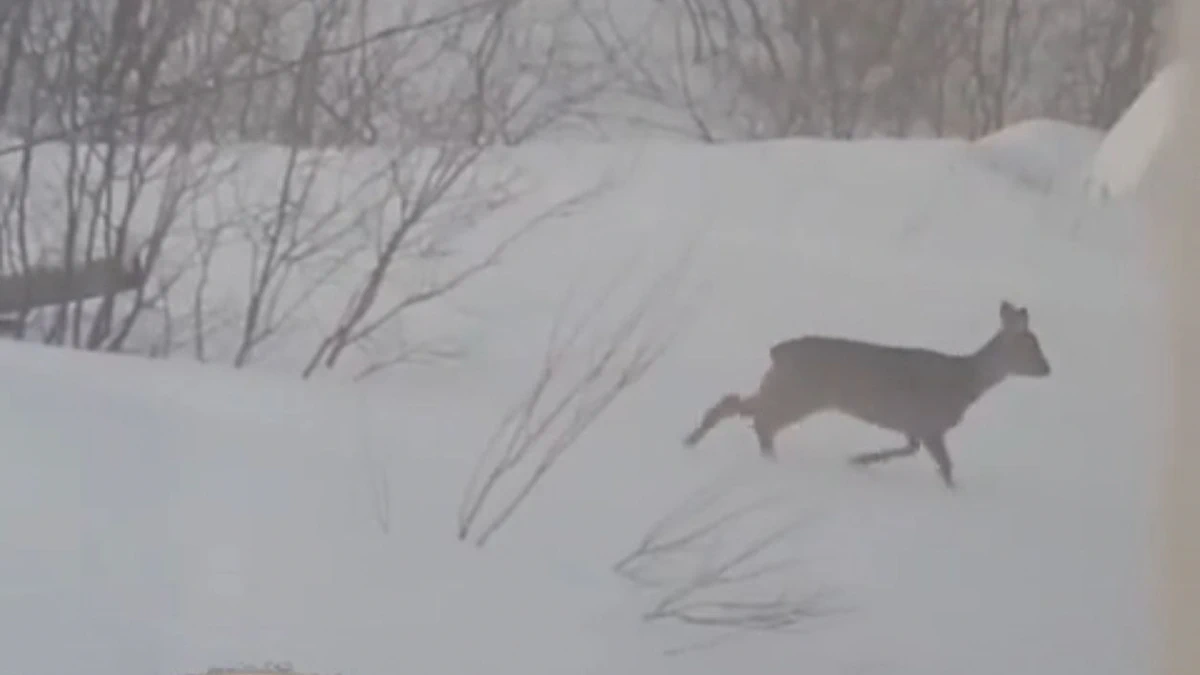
top-left (849, 435), bottom-right (920, 467)
top-left (747, 365), bottom-right (825, 460)
top-left (750, 395), bottom-right (823, 461)
top-left (683, 393), bottom-right (753, 447)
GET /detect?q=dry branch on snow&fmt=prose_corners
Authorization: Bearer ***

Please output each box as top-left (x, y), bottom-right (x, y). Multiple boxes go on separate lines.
top-left (614, 472), bottom-right (841, 655)
top-left (457, 252), bottom-right (693, 548)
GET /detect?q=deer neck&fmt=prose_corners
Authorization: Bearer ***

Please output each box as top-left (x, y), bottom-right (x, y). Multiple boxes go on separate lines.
top-left (964, 332), bottom-right (1011, 404)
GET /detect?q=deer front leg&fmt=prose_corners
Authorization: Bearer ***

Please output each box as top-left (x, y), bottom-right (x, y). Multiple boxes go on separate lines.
top-left (752, 414), bottom-right (780, 460)
top-left (849, 435), bottom-right (919, 466)
top-left (922, 434), bottom-right (955, 489)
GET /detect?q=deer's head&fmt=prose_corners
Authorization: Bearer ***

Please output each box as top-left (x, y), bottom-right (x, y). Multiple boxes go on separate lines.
top-left (993, 300), bottom-right (1051, 377)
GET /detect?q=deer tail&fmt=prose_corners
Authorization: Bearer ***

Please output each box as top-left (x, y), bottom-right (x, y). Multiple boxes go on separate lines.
top-left (684, 393), bottom-right (753, 447)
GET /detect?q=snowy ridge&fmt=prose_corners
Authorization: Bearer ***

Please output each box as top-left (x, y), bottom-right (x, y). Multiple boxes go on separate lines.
top-left (0, 134), bottom-right (1164, 675)
top-left (1088, 61), bottom-right (1187, 199)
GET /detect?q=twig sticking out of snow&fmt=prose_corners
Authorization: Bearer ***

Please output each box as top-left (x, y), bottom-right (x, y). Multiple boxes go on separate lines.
top-left (456, 248), bottom-right (694, 548)
top-left (614, 473), bottom-right (841, 655)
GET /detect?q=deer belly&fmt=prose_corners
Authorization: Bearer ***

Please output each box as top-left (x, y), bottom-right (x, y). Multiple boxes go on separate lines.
top-left (831, 391), bottom-right (961, 436)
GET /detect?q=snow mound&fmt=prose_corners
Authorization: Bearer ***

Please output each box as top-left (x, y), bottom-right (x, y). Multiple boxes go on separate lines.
top-left (1087, 61), bottom-right (1187, 199)
top-left (971, 119), bottom-right (1104, 194)
top-left (0, 136), bottom-right (1163, 675)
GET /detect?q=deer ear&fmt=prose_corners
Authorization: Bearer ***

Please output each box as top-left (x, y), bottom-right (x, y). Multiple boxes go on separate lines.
top-left (1000, 301), bottom-right (1027, 329)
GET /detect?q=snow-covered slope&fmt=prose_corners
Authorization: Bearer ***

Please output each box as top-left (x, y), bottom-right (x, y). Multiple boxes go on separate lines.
top-left (972, 118), bottom-right (1104, 194)
top-left (1087, 61), bottom-right (1186, 199)
top-left (1, 136), bottom-right (1164, 675)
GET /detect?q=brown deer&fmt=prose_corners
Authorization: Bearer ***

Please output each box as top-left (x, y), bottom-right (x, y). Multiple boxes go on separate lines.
top-left (682, 301), bottom-right (1051, 489)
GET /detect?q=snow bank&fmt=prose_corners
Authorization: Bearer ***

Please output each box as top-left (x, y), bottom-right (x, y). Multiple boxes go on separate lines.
top-left (1087, 61), bottom-right (1187, 199)
top-left (0, 136), bottom-right (1163, 675)
top-left (971, 119), bottom-right (1104, 194)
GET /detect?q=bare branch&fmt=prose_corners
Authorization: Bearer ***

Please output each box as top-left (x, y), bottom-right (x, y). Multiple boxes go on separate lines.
top-left (456, 247), bottom-right (695, 548)
top-left (614, 471), bottom-right (842, 656)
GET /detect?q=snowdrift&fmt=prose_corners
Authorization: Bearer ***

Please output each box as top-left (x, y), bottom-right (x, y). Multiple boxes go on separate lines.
top-left (1, 136), bottom-right (1165, 675)
top-left (1087, 61), bottom-right (1187, 199)
top-left (972, 118), bottom-right (1104, 194)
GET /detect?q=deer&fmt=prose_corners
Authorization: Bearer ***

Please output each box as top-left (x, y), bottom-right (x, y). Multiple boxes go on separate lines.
top-left (682, 301), bottom-right (1051, 489)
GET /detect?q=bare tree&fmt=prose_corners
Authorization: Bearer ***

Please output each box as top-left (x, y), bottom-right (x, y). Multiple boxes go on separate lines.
top-left (0, 0), bottom-right (622, 371)
top-left (593, 0), bottom-right (1166, 141)
top-left (457, 253), bottom-right (693, 548)
top-left (0, 0), bottom-right (213, 350)
top-left (445, 0), bottom-right (618, 145)
top-left (303, 175), bottom-right (608, 380)
top-left (1053, 0), bottom-right (1167, 128)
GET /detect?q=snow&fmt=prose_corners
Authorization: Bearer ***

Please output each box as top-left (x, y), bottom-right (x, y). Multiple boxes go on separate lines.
top-left (1087, 61), bottom-right (1187, 199)
top-left (0, 135), bottom-right (1165, 675)
top-left (972, 119), bottom-right (1104, 194)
